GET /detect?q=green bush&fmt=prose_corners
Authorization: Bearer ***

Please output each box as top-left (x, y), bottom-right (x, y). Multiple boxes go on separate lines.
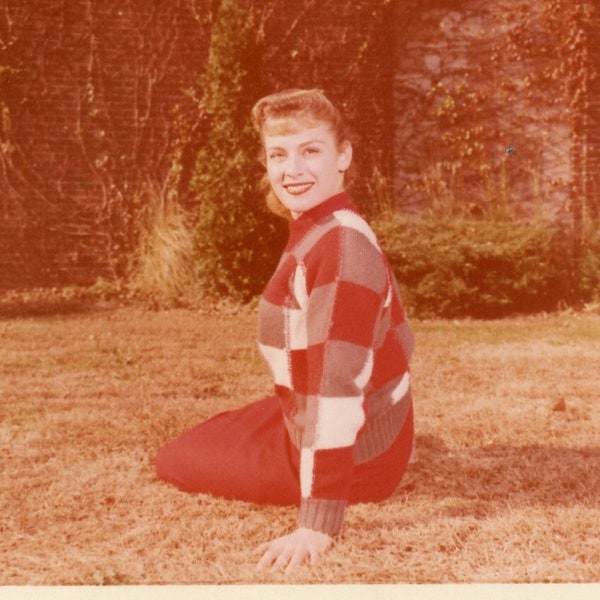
top-left (373, 212), bottom-right (580, 318)
top-left (578, 224), bottom-right (600, 304)
top-left (190, 0), bottom-right (287, 302)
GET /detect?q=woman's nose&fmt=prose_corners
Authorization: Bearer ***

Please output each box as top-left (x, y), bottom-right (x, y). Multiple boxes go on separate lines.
top-left (285, 153), bottom-right (304, 176)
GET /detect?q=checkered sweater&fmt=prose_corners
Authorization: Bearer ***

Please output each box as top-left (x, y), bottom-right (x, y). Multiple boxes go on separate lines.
top-left (258, 192), bottom-right (413, 536)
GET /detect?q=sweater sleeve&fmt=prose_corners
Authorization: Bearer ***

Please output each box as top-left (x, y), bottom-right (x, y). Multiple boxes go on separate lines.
top-left (295, 216), bottom-right (390, 535)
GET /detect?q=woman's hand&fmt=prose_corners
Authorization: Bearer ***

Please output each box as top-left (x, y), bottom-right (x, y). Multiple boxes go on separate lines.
top-left (256, 527), bottom-right (333, 573)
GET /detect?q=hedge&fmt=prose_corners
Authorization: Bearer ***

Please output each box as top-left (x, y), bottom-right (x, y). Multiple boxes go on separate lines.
top-left (373, 212), bottom-right (598, 318)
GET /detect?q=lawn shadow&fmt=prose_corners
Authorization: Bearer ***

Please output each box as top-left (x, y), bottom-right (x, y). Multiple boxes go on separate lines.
top-left (400, 433), bottom-right (600, 516)
top-left (0, 291), bottom-right (117, 319)
top-left (0, 299), bottom-right (91, 319)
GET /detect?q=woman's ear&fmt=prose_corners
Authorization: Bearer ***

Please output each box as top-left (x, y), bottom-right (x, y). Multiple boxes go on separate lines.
top-left (338, 141), bottom-right (353, 173)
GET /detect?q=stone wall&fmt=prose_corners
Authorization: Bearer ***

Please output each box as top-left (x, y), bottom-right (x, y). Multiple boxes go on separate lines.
top-left (392, 0), bottom-right (586, 220)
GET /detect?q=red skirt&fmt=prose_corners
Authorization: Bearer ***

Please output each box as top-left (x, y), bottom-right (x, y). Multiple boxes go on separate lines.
top-left (155, 395), bottom-right (413, 506)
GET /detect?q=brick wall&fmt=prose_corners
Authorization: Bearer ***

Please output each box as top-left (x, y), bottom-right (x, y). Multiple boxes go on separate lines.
top-left (0, 0), bottom-right (208, 288)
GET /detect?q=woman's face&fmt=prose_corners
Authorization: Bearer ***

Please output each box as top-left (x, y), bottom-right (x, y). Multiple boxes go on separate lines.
top-left (263, 121), bottom-right (352, 219)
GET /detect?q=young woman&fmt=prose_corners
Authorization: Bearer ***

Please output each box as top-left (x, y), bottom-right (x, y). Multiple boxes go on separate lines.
top-left (155, 89), bottom-right (415, 573)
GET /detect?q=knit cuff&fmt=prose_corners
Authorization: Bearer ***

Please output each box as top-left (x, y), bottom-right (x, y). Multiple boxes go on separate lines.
top-left (299, 498), bottom-right (347, 536)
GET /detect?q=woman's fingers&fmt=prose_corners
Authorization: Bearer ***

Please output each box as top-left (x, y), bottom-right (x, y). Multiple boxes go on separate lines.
top-left (273, 550), bottom-right (295, 572)
top-left (255, 528), bottom-right (332, 573)
top-left (254, 542), bottom-right (270, 555)
top-left (256, 542), bottom-right (298, 572)
top-left (255, 547), bottom-right (276, 570)
top-left (284, 550), bottom-right (306, 573)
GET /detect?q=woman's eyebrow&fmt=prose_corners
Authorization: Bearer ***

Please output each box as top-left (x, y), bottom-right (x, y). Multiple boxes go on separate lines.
top-left (266, 139), bottom-right (325, 151)
top-left (300, 139), bottom-right (326, 147)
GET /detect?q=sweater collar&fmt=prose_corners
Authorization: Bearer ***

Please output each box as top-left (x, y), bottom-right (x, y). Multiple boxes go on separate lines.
top-left (287, 192), bottom-right (357, 242)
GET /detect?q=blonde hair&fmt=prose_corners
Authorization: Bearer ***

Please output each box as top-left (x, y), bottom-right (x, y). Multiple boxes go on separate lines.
top-left (251, 89), bottom-right (353, 219)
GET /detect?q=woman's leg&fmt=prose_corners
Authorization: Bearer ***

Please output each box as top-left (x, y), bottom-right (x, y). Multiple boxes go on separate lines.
top-left (155, 396), bottom-right (301, 505)
top-left (155, 397), bottom-right (413, 507)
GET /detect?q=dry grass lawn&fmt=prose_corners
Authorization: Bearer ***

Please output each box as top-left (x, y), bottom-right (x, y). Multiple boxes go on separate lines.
top-left (1, 297), bottom-right (599, 584)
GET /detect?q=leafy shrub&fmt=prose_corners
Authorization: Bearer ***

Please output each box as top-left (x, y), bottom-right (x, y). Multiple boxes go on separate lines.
top-left (373, 212), bottom-right (578, 318)
top-left (578, 224), bottom-right (600, 304)
top-left (190, 0), bottom-right (287, 302)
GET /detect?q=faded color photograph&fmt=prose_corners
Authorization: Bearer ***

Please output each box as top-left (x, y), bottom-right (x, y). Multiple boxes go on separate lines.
top-left (1, 0), bottom-right (599, 585)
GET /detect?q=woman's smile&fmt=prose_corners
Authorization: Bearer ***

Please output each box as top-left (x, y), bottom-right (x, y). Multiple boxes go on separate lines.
top-left (283, 182), bottom-right (315, 195)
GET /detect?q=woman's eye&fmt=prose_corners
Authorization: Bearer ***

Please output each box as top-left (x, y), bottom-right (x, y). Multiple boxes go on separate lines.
top-left (305, 147), bottom-right (319, 154)
top-left (268, 152), bottom-right (285, 160)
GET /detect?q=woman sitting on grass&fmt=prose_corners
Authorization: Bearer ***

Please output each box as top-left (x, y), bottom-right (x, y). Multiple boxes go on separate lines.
top-left (155, 88), bottom-right (415, 573)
